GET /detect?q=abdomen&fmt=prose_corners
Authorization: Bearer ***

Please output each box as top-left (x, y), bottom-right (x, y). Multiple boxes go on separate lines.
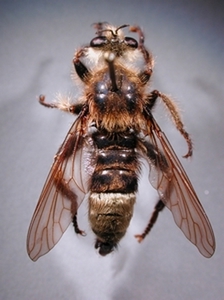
top-left (88, 130), bottom-right (140, 255)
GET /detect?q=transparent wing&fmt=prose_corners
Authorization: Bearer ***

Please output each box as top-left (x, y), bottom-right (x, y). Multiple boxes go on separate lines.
top-left (142, 114), bottom-right (215, 258)
top-left (27, 112), bottom-right (92, 261)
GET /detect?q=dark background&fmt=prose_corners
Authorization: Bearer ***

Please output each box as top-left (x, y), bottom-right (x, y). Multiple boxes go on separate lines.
top-left (0, 1), bottom-right (223, 299)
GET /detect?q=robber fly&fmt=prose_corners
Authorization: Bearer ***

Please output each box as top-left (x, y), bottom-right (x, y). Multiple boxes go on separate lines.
top-left (27, 23), bottom-right (215, 261)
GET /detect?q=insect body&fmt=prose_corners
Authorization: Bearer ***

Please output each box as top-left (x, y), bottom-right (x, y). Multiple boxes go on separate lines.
top-left (27, 23), bottom-right (215, 261)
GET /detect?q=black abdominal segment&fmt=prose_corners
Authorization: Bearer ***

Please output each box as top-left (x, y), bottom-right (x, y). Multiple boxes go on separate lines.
top-left (91, 131), bottom-right (139, 193)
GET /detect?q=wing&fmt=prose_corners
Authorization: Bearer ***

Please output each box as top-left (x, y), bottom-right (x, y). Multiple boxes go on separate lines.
top-left (27, 111), bottom-right (92, 261)
top-left (141, 113), bottom-right (215, 258)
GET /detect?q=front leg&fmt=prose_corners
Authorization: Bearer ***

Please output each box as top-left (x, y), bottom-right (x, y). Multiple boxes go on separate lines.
top-left (73, 48), bottom-right (92, 83)
top-left (129, 25), bottom-right (154, 84)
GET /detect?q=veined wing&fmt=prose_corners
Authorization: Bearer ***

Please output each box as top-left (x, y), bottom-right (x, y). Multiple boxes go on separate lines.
top-left (143, 114), bottom-right (215, 258)
top-left (27, 111), bottom-right (91, 261)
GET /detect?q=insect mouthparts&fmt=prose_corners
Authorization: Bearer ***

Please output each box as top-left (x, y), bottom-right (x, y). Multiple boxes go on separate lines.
top-left (104, 52), bottom-right (118, 92)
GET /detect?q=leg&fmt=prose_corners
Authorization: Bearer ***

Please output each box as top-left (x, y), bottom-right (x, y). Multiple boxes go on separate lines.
top-left (54, 171), bottom-right (86, 236)
top-left (145, 89), bottom-right (160, 110)
top-left (72, 214), bottom-right (86, 236)
top-left (73, 48), bottom-right (91, 83)
top-left (39, 94), bottom-right (57, 109)
top-left (145, 90), bottom-right (193, 158)
top-left (157, 91), bottom-right (193, 158)
top-left (135, 200), bottom-right (165, 242)
top-left (39, 94), bottom-right (83, 115)
top-left (138, 133), bottom-right (169, 172)
top-left (129, 25), bottom-right (154, 84)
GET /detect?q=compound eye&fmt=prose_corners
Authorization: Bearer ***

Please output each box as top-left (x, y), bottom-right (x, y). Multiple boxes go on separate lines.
top-left (124, 37), bottom-right (138, 48)
top-left (90, 36), bottom-right (108, 47)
